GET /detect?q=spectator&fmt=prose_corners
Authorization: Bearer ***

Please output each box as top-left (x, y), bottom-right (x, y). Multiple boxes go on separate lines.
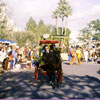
top-left (8, 51), bottom-right (13, 69)
top-left (12, 45), bottom-right (17, 68)
top-left (83, 49), bottom-right (89, 62)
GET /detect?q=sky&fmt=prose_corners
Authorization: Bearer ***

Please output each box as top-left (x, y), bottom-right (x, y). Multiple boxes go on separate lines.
top-left (4, 0), bottom-right (100, 41)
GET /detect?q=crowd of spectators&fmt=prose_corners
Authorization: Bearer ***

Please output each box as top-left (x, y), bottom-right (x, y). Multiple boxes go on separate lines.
top-left (0, 41), bottom-right (100, 72)
top-left (68, 45), bottom-right (100, 65)
top-left (0, 42), bottom-right (39, 71)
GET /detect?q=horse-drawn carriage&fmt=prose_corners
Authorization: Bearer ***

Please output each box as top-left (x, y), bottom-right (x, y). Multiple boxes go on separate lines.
top-left (34, 40), bottom-right (62, 88)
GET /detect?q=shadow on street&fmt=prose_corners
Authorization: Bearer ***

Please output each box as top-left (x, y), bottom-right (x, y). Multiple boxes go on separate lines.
top-left (0, 71), bottom-right (100, 99)
top-left (64, 62), bottom-right (77, 65)
top-left (97, 69), bottom-right (100, 75)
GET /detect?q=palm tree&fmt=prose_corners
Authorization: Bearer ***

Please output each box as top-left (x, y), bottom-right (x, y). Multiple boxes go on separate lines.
top-left (64, 2), bottom-right (72, 35)
top-left (58, 0), bottom-right (65, 35)
top-left (59, 11), bottom-right (65, 35)
top-left (52, 9), bottom-right (59, 35)
top-left (58, 0), bottom-right (72, 35)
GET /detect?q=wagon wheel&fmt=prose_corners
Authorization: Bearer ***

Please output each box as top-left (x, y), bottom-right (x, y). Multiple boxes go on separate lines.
top-left (58, 70), bottom-right (62, 83)
top-left (34, 65), bottom-right (38, 83)
top-left (55, 68), bottom-right (62, 88)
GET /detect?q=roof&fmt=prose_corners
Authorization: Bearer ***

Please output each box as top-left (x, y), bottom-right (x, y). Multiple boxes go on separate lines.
top-left (40, 40), bottom-right (59, 44)
top-left (0, 39), bottom-right (16, 44)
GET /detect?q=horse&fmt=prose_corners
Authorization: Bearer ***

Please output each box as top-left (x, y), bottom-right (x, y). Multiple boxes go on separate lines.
top-left (39, 45), bottom-right (62, 89)
top-left (48, 47), bottom-right (62, 89)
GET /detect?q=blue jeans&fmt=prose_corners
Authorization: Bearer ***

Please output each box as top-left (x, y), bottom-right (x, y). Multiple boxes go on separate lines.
top-left (9, 61), bottom-right (14, 69)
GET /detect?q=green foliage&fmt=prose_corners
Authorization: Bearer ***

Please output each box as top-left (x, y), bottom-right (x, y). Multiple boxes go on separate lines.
top-left (0, 1), bottom-right (8, 39)
top-left (0, 33), bottom-right (8, 39)
top-left (88, 19), bottom-right (100, 41)
top-left (25, 18), bottom-right (51, 43)
top-left (78, 27), bottom-right (92, 43)
top-left (52, 9), bottom-right (59, 19)
top-left (52, 9), bottom-right (59, 35)
top-left (62, 28), bottom-right (71, 35)
top-left (36, 20), bottom-right (50, 41)
top-left (26, 17), bottom-right (37, 33)
top-left (78, 19), bottom-right (100, 44)
top-left (14, 31), bottom-right (36, 46)
top-left (58, 0), bottom-right (65, 18)
top-left (58, 0), bottom-right (72, 18)
top-left (66, 28), bottom-right (71, 35)
top-left (52, 27), bottom-right (71, 36)
top-left (37, 20), bottom-right (50, 36)
top-left (88, 19), bottom-right (100, 32)
top-left (93, 33), bottom-right (100, 41)
top-left (64, 3), bottom-right (72, 17)
top-left (52, 27), bottom-right (61, 35)
top-left (52, 0), bottom-right (72, 37)
top-left (39, 20), bottom-right (44, 26)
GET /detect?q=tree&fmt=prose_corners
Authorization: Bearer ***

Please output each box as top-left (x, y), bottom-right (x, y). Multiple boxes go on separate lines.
top-left (64, 2), bottom-right (72, 35)
top-left (52, 9), bottom-right (59, 35)
top-left (88, 19), bottom-right (100, 41)
top-left (36, 20), bottom-right (50, 40)
top-left (58, 0), bottom-right (65, 35)
top-left (78, 19), bottom-right (100, 45)
top-left (57, 0), bottom-right (72, 35)
top-left (26, 17), bottom-right (37, 33)
top-left (88, 19), bottom-right (100, 32)
top-left (78, 27), bottom-right (92, 44)
top-left (39, 20), bottom-right (44, 26)
top-left (0, 1), bottom-right (8, 39)
top-left (66, 28), bottom-right (71, 36)
top-left (14, 31), bottom-right (36, 46)
top-left (51, 0), bottom-right (72, 48)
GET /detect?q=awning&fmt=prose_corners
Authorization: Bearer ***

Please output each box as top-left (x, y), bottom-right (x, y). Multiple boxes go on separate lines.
top-left (40, 40), bottom-right (59, 44)
top-left (0, 39), bottom-right (16, 45)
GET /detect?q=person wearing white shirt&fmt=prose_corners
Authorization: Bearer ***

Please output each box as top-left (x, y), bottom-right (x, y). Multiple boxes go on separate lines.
top-left (83, 49), bottom-right (88, 62)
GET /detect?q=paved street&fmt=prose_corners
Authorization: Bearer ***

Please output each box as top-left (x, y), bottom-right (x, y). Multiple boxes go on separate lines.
top-left (0, 61), bottom-right (100, 99)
